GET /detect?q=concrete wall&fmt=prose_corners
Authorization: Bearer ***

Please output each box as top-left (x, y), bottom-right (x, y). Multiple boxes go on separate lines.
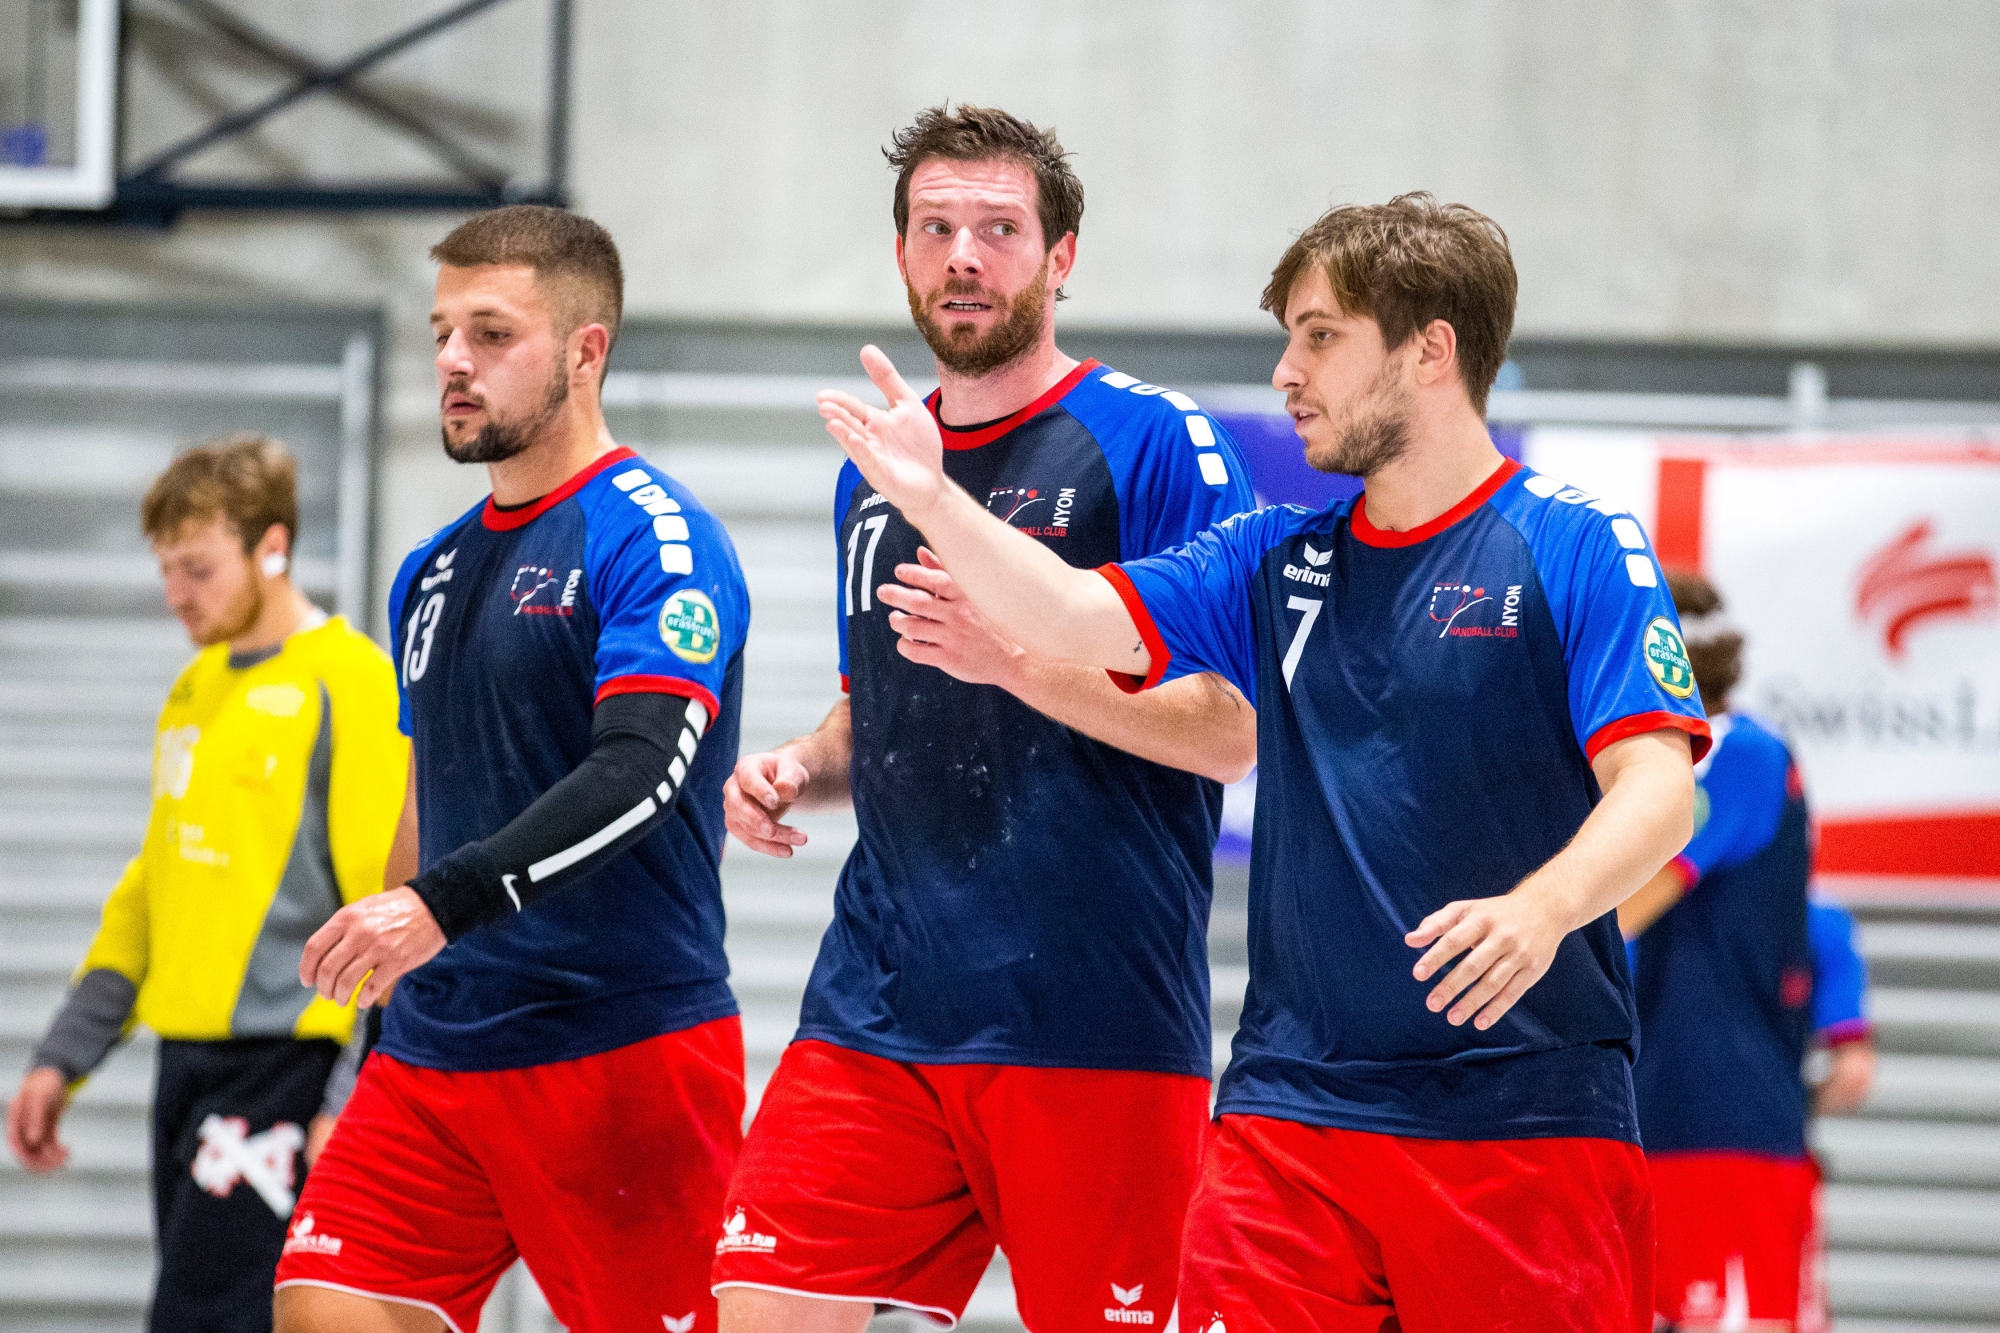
top-left (3, 0), bottom-right (1997, 606)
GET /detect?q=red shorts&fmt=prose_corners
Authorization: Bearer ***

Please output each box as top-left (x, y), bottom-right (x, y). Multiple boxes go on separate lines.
top-left (275, 1017), bottom-right (744, 1333)
top-left (1180, 1113), bottom-right (1654, 1333)
top-left (1649, 1151), bottom-right (1819, 1329)
top-left (711, 1039), bottom-right (1209, 1330)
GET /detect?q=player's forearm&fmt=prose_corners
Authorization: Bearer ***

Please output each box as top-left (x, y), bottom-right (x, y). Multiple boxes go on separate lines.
top-left (776, 698), bottom-right (855, 811)
top-left (1522, 732), bottom-right (1695, 934)
top-left (410, 691), bottom-right (708, 939)
top-left (999, 662), bottom-right (1256, 783)
top-left (906, 483), bottom-right (1146, 674)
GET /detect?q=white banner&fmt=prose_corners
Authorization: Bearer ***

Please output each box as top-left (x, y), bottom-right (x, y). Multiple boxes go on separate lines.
top-left (1523, 431), bottom-right (2000, 880)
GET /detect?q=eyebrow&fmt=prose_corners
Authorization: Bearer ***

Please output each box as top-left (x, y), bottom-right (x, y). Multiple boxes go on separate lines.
top-left (1288, 307), bottom-right (1340, 328)
top-left (430, 305), bottom-right (516, 325)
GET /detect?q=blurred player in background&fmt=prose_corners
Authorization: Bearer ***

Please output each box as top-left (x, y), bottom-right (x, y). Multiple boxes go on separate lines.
top-left (274, 207), bottom-right (750, 1333)
top-left (6, 437), bottom-right (406, 1333)
top-left (818, 193), bottom-right (1705, 1332)
top-left (1622, 569), bottom-right (1875, 1332)
top-left (715, 105), bottom-right (1257, 1332)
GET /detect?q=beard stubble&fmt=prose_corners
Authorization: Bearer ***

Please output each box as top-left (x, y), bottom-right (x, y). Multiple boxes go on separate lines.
top-left (1304, 360), bottom-right (1416, 479)
top-left (907, 255), bottom-right (1052, 378)
top-left (441, 361), bottom-right (571, 465)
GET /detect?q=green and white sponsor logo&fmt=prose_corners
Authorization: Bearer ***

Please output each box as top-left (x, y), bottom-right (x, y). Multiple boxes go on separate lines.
top-left (659, 589), bottom-right (721, 664)
top-left (1644, 616), bottom-right (1696, 699)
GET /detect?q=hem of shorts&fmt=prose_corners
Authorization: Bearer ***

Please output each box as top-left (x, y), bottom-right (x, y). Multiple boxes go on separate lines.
top-left (792, 1025), bottom-right (1212, 1079)
top-left (275, 1279), bottom-right (464, 1333)
top-left (378, 992), bottom-right (740, 1073)
top-left (1643, 1146), bottom-right (1813, 1165)
top-left (712, 1280), bottom-right (956, 1329)
top-left (1213, 1097), bottom-right (1641, 1145)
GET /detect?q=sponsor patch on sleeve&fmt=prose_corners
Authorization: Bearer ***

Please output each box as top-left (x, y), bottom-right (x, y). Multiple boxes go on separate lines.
top-left (1643, 616), bottom-right (1696, 698)
top-left (659, 589), bottom-right (721, 664)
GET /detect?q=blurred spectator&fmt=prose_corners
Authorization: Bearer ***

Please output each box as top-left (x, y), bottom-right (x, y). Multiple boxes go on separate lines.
top-left (1621, 568), bottom-right (1830, 1330)
top-left (4, 437), bottom-right (409, 1333)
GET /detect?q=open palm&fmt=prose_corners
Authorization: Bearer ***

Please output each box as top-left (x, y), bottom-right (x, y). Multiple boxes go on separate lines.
top-left (817, 345), bottom-right (948, 520)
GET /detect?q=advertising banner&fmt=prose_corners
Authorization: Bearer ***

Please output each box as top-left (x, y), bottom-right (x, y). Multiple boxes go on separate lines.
top-left (1525, 431), bottom-right (2000, 882)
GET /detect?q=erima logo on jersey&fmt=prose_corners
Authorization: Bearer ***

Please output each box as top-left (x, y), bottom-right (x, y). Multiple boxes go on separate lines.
top-left (1105, 1282), bottom-right (1153, 1324)
top-left (660, 590), bottom-right (721, 663)
top-left (612, 467), bottom-right (696, 575)
top-left (282, 1211), bottom-right (343, 1257)
top-left (715, 1208), bottom-right (777, 1255)
top-left (662, 1316), bottom-right (695, 1333)
top-left (1284, 559), bottom-right (1331, 588)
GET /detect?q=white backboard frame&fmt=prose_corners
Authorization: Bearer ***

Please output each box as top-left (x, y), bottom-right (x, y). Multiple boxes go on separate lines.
top-left (0, 0), bottom-right (119, 209)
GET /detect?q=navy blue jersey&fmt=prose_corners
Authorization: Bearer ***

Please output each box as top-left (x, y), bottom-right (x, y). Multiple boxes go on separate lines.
top-left (381, 448), bottom-right (749, 1072)
top-left (800, 361), bottom-right (1257, 1075)
top-left (1810, 896), bottom-right (1871, 1046)
top-left (1631, 712), bottom-right (1814, 1155)
top-left (1112, 458), bottom-right (1711, 1141)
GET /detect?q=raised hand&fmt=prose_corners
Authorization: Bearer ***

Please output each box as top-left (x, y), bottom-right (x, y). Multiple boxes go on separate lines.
top-left (817, 346), bottom-right (949, 522)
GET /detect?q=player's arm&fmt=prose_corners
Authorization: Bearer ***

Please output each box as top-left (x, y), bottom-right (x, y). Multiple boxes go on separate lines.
top-left (301, 689), bottom-right (711, 1007)
top-left (1617, 862), bottom-right (1688, 939)
top-left (1408, 728), bottom-right (1695, 1029)
top-left (1810, 898), bottom-right (1876, 1116)
top-left (9, 856), bottom-right (151, 1173)
top-left (877, 548), bottom-right (1256, 783)
top-left (725, 696), bottom-right (853, 857)
top-left (819, 346), bottom-right (1148, 676)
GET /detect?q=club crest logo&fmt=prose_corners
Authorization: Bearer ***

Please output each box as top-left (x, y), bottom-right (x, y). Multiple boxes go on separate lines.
top-left (1644, 617), bottom-right (1696, 698)
top-left (659, 590), bottom-right (721, 664)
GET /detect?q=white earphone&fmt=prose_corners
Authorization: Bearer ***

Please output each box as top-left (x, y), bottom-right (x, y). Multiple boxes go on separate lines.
top-left (260, 552), bottom-right (290, 578)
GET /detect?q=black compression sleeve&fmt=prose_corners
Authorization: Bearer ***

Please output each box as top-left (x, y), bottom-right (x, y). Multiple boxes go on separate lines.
top-left (408, 690), bottom-right (709, 940)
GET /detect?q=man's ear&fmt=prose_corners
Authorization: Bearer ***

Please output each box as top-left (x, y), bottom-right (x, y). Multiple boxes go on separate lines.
top-left (895, 233), bottom-right (908, 284)
top-left (1047, 232), bottom-right (1078, 294)
top-left (1412, 318), bottom-right (1459, 389)
top-left (573, 322), bottom-right (611, 383)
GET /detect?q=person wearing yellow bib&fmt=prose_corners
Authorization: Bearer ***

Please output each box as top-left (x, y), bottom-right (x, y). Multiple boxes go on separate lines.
top-left (5, 436), bottom-right (409, 1333)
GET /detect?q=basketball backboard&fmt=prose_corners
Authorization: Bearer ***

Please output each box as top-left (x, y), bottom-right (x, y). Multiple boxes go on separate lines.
top-left (0, 0), bottom-right (119, 208)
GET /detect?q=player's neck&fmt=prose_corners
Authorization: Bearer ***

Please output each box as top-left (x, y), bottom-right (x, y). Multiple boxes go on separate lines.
top-left (1357, 399), bottom-right (1506, 534)
top-left (933, 335), bottom-right (1079, 427)
top-left (487, 400), bottom-right (618, 507)
top-left (227, 582), bottom-right (317, 657)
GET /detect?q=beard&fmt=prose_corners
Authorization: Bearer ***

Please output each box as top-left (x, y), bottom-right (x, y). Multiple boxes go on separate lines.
top-left (440, 363), bottom-right (569, 464)
top-left (907, 256), bottom-right (1052, 377)
top-left (191, 575), bottom-right (263, 648)
top-left (1303, 362), bottom-right (1415, 478)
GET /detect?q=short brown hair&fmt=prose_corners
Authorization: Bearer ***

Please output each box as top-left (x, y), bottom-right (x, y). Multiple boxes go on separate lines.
top-left (431, 204), bottom-right (624, 347)
top-left (1262, 192), bottom-right (1517, 414)
top-left (142, 434), bottom-right (298, 553)
top-left (1664, 567), bottom-right (1743, 708)
top-left (887, 103), bottom-right (1085, 255)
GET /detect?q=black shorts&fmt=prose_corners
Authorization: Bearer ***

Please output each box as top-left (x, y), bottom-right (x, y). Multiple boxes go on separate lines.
top-left (151, 1036), bottom-right (339, 1333)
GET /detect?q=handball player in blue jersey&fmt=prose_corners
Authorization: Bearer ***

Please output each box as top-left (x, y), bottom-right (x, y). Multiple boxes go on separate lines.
top-left (818, 193), bottom-right (1711, 1332)
top-left (275, 207), bottom-right (750, 1333)
top-left (1621, 570), bottom-right (1875, 1332)
top-left (713, 106), bottom-right (1257, 1333)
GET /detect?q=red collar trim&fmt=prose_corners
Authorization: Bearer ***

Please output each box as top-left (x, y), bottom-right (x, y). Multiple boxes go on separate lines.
top-left (481, 447), bottom-right (639, 531)
top-left (1351, 457), bottom-right (1522, 548)
top-left (927, 359), bottom-right (1101, 450)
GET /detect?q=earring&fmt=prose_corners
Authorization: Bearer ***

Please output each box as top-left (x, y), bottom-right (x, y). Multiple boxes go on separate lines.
top-left (261, 552), bottom-right (289, 578)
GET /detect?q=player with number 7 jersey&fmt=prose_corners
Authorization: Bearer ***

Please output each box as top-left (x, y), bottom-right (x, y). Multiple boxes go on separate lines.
top-left (816, 193), bottom-right (1710, 1332)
